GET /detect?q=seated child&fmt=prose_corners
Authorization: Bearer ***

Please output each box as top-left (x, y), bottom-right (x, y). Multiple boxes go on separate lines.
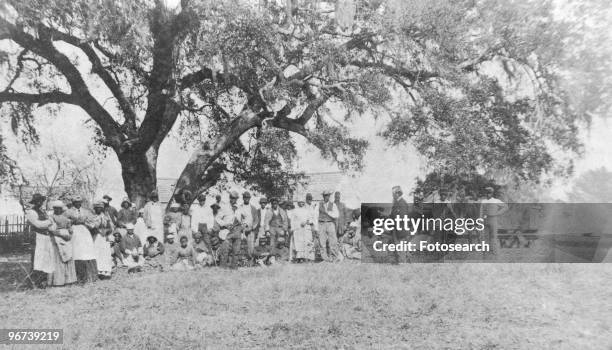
top-left (144, 236), bottom-right (165, 269)
top-left (171, 235), bottom-right (195, 271)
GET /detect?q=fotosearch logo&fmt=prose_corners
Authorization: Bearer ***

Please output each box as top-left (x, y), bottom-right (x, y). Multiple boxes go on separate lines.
top-left (371, 215), bottom-right (485, 236)
top-left (372, 240), bottom-right (490, 253)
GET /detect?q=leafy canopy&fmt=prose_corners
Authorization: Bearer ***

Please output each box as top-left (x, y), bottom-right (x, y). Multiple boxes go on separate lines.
top-left (1, 0), bottom-right (608, 196)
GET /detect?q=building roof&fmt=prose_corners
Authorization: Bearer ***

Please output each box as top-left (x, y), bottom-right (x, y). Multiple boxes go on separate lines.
top-left (157, 178), bottom-right (177, 204)
top-left (293, 171), bottom-right (344, 201)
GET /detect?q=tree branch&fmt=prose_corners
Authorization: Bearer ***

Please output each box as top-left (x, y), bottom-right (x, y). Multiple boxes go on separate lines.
top-left (93, 40), bottom-right (150, 80)
top-left (268, 95), bottom-right (328, 137)
top-left (0, 90), bottom-right (77, 106)
top-left (46, 28), bottom-right (138, 133)
top-left (5, 49), bottom-right (28, 91)
top-left (0, 17), bottom-right (125, 149)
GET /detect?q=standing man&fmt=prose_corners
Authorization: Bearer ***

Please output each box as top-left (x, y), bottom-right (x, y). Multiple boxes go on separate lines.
top-left (433, 188), bottom-right (457, 246)
top-left (102, 195), bottom-right (119, 229)
top-left (254, 197), bottom-right (267, 242)
top-left (317, 190), bottom-right (339, 262)
top-left (480, 187), bottom-right (508, 260)
top-left (239, 191), bottom-right (258, 261)
top-left (143, 190), bottom-right (164, 243)
top-left (190, 193), bottom-right (214, 239)
top-left (253, 197), bottom-right (269, 260)
top-left (390, 186), bottom-right (411, 263)
top-left (264, 197), bottom-right (289, 262)
top-left (334, 191), bottom-right (347, 238)
top-left (218, 191), bottom-right (247, 268)
top-left (305, 193), bottom-right (320, 258)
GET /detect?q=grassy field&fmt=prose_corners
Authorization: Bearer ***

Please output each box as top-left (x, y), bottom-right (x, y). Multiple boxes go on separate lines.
top-left (0, 262), bottom-right (611, 349)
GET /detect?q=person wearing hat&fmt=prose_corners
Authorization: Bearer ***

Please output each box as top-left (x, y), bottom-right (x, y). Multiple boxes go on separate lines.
top-left (217, 191), bottom-right (248, 268)
top-left (102, 195), bottom-right (119, 228)
top-left (191, 231), bottom-right (214, 267)
top-left (256, 197), bottom-right (268, 238)
top-left (388, 185), bottom-right (412, 263)
top-left (303, 193), bottom-right (320, 252)
top-left (143, 190), bottom-right (164, 244)
top-left (210, 203), bottom-right (221, 215)
top-left (239, 191), bottom-right (259, 260)
top-left (263, 197), bottom-right (290, 263)
top-left (117, 197), bottom-right (137, 230)
top-left (163, 233), bottom-right (179, 268)
top-left (289, 198), bottom-right (315, 262)
top-left (110, 231), bottom-right (124, 268)
top-left (303, 193), bottom-right (319, 230)
top-left (479, 186), bottom-right (508, 259)
top-left (48, 200), bottom-right (77, 286)
top-left (178, 202), bottom-right (193, 239)
top-left (433, 187), bottom-right (458, 246)
top-left (190, 193), bottom-right (214, 244)
top-left (120, 223), bottom-right (144, 272)
top-left (334, 191), bottom-right (348, 237)
top-left (164, 202), bottom-right (183, 242)
top-left (134, 208), bottom-right (147, 243)
top-left (65, 197), bottom-right (74, 210)
top-left (25, 193), bottom-right (54, 288)
top-left (143, 235), bottom-right (165, 269)
top-left (317, 190), bottom-right (340, 262)
top-left (65, 196), bottom-right (98, 284)
top-left (199, 203), bottom-right (222, 263)
top-left (87, 201), bottom-right (114, 278)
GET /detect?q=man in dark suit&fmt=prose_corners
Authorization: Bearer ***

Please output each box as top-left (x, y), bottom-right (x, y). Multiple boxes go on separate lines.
top-left (264, 198), bottom-right (290, 262)
top-left (390, 185), bottom-right (411, 263)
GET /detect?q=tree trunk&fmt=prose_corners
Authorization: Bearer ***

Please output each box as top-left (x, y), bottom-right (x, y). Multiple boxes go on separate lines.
top-left (168, 109), bottom-right (263, 211)
top-left (118, 147), bottom-right (158, 209)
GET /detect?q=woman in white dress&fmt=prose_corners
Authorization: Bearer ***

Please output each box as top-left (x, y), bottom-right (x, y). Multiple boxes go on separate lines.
top-left (88, 201), bottom-right (114, 279)
top-left (25, 193), bottom-right (54, 288)
top-left (134, 208), bottom-right (148, 244)
top-left (65, 196), bottom-right (98, 283)
top-left (290, 201), bottom-right (315, 262)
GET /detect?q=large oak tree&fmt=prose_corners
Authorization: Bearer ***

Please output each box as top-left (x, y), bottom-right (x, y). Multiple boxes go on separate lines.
top-left (0, 0), bottom-right (607, 207)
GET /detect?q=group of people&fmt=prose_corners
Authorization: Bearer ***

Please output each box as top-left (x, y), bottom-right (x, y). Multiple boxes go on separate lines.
top-left (25, 189), bottom-right (361, 288)
top-left (379, 185), bottom-right (508, 263)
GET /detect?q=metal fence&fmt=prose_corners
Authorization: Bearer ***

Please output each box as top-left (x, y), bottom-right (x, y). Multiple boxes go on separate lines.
top-left (0, 215), bottom-right (34, 253)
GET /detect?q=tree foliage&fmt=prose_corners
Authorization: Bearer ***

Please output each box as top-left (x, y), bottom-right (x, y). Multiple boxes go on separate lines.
top-left (0, 132), bottom-right (19, 186)
top-left (413, 171), bottom-right (499, 201)
top-left (0, 0), bottom-right (609, 205)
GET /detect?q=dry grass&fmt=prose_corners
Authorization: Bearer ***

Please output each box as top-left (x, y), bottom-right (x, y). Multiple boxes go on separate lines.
top-left (0, 263), bottom-right (611, 349)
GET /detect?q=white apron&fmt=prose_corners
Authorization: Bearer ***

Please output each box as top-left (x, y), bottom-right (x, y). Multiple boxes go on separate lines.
top-left (33, 233), bottom-right (54, 273)
top-left (94, 233), bottom-right (113, 273)
top-left (72, 224), bottom-right (96, 260)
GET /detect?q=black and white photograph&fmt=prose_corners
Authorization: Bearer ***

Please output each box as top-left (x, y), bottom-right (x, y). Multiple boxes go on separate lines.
top-left (0, 0), bottom-right (611, 348)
